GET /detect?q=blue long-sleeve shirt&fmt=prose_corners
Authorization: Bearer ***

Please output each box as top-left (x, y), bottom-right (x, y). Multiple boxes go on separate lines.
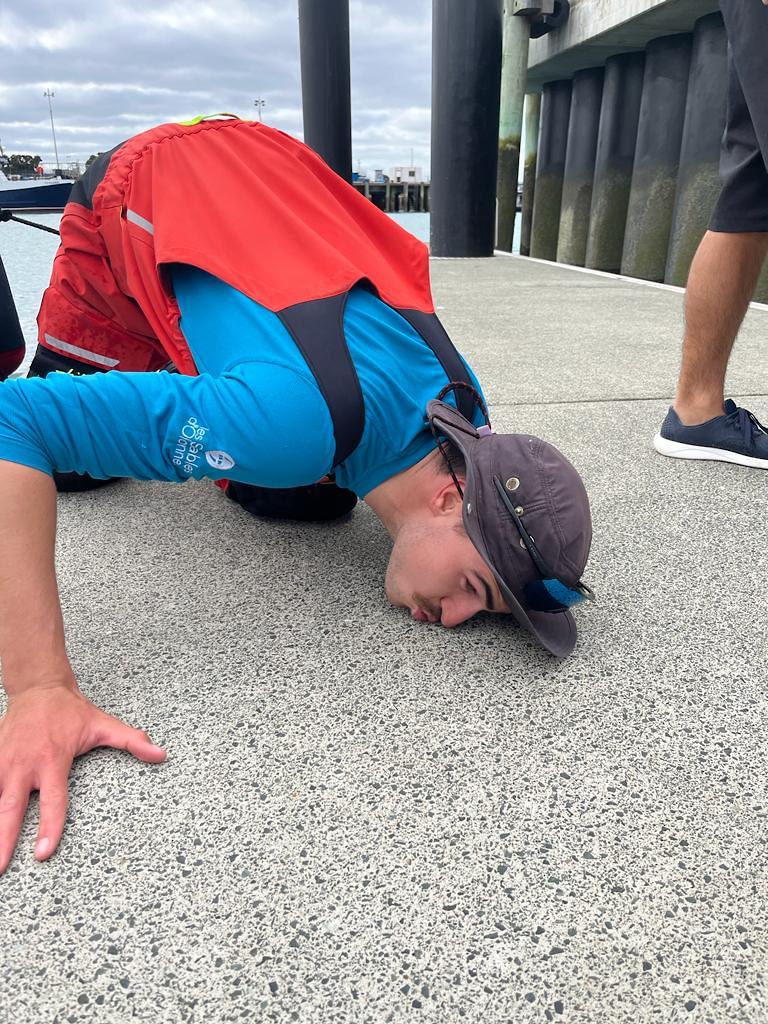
top-left (0, 267), bottom-right (484, 498)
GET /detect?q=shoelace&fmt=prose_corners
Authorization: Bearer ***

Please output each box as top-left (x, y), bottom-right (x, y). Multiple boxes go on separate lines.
top-left (729, 405), bottom-right (767, 443)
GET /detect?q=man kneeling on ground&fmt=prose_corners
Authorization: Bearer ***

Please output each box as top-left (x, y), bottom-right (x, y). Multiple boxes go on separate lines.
top-left (0, 116), bottom-right (594, 872)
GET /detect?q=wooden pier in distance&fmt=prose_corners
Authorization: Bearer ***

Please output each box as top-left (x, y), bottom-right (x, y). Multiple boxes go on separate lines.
top-left (352, 180), bottom-right (429, 213)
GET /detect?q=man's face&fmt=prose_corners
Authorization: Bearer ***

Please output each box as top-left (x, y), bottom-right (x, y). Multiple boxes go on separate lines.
top-left (385, 518), bottom-right (510, 627)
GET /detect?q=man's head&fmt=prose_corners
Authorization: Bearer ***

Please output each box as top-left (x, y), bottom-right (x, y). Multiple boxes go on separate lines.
top-left (381, 397), bottom-right (593, 656)
top-left (383, 440), bottom-right (512, 627)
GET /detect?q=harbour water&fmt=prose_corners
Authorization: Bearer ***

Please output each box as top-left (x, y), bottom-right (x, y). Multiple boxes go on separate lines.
top-left (387, 211), bottom-right (429, 243)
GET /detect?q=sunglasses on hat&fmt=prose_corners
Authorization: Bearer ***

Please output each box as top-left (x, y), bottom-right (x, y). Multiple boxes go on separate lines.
top-left (492, 475), bottom-right (595, 613)
top-left (426, 385), bottom-right (594, 653)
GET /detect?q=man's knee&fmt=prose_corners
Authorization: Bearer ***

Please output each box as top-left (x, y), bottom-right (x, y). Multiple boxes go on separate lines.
top-left (225, 479), bottom-right (358, 522)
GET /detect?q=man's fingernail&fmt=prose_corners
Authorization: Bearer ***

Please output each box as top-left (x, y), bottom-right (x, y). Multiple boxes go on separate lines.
top-left (35, 837), bottom-right (51, 859)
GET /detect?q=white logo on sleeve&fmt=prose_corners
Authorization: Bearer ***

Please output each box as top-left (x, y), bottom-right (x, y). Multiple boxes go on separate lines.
top-left (205, 450), bottom-right (236, 471)
top-left (173, 417), bottom-right (210, 474)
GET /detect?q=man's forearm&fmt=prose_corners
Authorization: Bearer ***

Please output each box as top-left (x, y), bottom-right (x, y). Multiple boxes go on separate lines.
top-left (0, 461), bottom-right (75, 696)
top-left (0, 460), bottom-right (167, 873)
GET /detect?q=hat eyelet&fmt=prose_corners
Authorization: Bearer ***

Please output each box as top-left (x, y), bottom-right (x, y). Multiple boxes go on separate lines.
top-left (505, 477), bottom-right (520, 492)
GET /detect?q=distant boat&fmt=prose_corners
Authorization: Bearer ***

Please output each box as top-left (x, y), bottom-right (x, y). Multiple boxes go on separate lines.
top-left (0, 168), bottom-right (71, 212)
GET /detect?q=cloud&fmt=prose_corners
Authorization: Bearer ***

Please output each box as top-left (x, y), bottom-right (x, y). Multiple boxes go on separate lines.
top-left (0, 0), bottom-right (432, 174)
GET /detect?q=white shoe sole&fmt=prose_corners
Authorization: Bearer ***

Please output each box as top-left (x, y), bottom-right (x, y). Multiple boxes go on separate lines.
top-left (653, 433), bottom-right (768, 469)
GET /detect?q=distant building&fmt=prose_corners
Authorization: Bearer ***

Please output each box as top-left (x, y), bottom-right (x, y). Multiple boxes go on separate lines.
top-left (373, 169), bottom-right (387, 184)
top-left (390, 165), bottom-right (424, 184)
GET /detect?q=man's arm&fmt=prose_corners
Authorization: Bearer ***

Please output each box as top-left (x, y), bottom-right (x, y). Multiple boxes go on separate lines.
top-left (0, 356), bottom-right (332, 871)
top-left (0, 461), bottom-right (166, 873)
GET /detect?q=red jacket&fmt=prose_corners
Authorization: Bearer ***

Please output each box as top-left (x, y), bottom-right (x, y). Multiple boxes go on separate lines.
top-left (40, 117), bottom-right (434, 376)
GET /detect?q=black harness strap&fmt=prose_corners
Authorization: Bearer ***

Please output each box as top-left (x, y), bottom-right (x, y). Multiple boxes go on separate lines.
top-left (393, 308), bottom-right (476, 422)
top-left (277, 292), bottom-right (365, 468)
top-left (278, 294), bottom-right (477, 469)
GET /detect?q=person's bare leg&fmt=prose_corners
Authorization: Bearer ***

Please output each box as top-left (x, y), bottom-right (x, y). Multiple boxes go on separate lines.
top-left (674, 229), bottom-right (768, 425)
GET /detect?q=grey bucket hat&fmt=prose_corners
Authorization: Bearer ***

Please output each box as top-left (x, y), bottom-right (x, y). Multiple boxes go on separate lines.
top-left (426, 398), bottom-right (593, 658)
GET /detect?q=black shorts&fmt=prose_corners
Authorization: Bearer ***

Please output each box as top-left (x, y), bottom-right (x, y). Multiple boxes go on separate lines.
top-left (709, 0), bottom-right (768, 233)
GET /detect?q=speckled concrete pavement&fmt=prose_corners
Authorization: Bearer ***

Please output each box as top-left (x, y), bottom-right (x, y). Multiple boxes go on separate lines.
top-left (2, 257), bottom-right (767, 1024)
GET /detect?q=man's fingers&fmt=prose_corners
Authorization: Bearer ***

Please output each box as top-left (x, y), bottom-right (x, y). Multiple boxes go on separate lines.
top-left (34, 769), bottom-right (69, 863)
top-left (0, 784), bottom-right (30, 874)
top-left (96, 719), bottom-right (167, 764)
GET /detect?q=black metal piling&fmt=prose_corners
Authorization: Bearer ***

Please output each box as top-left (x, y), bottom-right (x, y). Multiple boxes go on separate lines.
top-left (556, 67), bottom-right (604, 267)
top-left (584, 52), bottom-right (645, 273)
top-left (529, 79), bottom-right (572, 261)
top-left (298, 0), bottom-right (352, 180)
top-left (430, 0), bottom-right (503, 256)
top-left (621, 34), bottom-right (692, 282)
top-left (665, 13), bottom-right (728, 288)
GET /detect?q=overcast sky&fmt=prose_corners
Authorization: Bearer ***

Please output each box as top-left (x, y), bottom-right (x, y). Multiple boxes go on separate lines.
top-left (0, 0), bottom-right (432, 174)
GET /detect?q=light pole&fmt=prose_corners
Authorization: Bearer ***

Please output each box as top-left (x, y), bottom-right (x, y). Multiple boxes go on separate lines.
top-left (253, 97), bottom-right (266, 123)
top-left (44, 89), bottom-right (60, 172)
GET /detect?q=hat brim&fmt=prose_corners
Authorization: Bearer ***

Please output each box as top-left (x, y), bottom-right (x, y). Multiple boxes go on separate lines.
top-left (427, 399), bottom-right (577, 658)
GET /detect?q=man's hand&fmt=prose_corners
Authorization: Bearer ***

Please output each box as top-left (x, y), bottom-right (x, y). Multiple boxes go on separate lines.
top-left (0, 462), bottom-right (165, 872)
top-left (0, 684), bottom-right (166, 873)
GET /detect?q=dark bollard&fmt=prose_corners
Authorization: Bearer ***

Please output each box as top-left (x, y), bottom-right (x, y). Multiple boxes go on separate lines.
top-left (0, 253), bottom-right (25, 381)
top-left (621, 34), bottom-right (692, 282)
top-left (585, 52), bottom-right (645, 272)
top-left (298, 0), bottom-right (352, 181)
top-left (665, 13), bottom-right (728, 287)
top-left (529, 79), bottom-right (572, 261)
top-left (431, 0), bottom-right (502, 257)
top-left (520, 92), bottom-right (541, 257)
top-left (557, 67), bottom-right (604, 267)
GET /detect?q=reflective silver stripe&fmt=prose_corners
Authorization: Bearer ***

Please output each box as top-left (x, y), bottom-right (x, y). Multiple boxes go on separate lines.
top-left (126, 209), bottom-right (154, 235)
top-left (44, 334), bottom-right (120, 368)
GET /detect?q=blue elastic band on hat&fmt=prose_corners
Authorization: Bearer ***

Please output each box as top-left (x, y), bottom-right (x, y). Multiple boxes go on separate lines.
top-left (525, 578), bottom-right (588, 613)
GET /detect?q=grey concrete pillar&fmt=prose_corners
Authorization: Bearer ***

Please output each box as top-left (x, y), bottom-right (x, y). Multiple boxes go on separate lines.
top-left (557, 67), bottom-right (604, 266)
top-left (529, 79), bottom-right (572, 261)
top-left (585, 52), bottom-right (645, 272)
top-left (621, 34), bottom-right (692, 282)
top-left (519, 92), bottom-right (540, 257)
top-left (0, 254), bottom-right (24, 381)
top-left (665, 13), bottom-right (728, 287)
top-left (430, 0), bottom-right (503, 257)
top-left (298, 0), bottom-right (352, 180)
top-left (497, 5), bottom-right (531, 252)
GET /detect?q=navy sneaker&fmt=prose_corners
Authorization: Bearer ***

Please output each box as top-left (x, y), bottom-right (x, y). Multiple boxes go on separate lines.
top-left (654, 400), bottom-right (768, 468)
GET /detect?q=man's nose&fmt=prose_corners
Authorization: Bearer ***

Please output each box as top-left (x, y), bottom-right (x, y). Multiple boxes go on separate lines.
top-left (439, 595), bottom-right (478, 628)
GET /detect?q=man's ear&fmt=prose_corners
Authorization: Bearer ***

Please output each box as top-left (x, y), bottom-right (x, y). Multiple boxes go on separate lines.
top-left (429, 476), bottom-right (465, 516)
